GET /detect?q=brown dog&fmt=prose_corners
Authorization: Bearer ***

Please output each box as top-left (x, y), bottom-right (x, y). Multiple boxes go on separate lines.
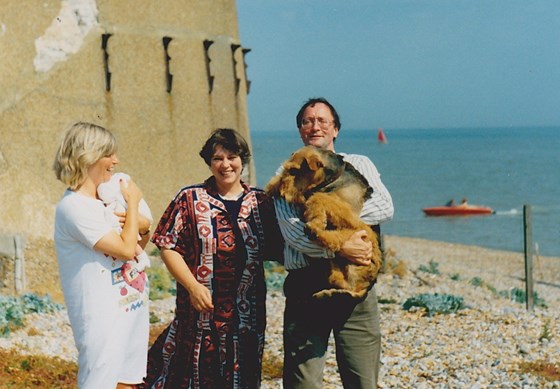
top-left (266, 146), bottom-right (382, 299)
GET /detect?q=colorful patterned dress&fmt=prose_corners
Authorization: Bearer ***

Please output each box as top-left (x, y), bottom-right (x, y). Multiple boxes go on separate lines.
top-left (144, 178), bottom-right (283, 389)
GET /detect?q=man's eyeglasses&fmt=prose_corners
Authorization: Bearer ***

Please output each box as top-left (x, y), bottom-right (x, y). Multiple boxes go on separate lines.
top-left (300, 118), bottom-right (333, 129)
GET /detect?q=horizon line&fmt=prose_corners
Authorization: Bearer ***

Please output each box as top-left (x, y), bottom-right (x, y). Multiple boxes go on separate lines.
top-left (251, 124), bottom-right (560, 133)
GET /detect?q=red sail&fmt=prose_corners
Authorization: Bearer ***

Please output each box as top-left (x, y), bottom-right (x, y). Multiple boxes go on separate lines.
top-left (377, 128), bottom-right (387, 144)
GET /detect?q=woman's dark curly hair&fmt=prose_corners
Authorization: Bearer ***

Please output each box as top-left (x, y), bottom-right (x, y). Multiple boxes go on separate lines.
top-left (199, 128), bottom-right (251, 166)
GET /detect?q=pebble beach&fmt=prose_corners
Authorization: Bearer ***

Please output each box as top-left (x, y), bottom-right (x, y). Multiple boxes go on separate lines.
top-left (2, 235), bottom-right (560, 387)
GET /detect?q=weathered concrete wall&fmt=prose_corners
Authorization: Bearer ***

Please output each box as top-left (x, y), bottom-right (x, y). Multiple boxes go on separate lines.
top-left (0, 0), bottom-right (253, 296)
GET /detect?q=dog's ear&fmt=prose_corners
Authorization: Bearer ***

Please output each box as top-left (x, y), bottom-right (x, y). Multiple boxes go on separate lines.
top-left (336, 154), bottom-right (345, 165)
top-left (288, 167), bottom-right (299, 176)
top-left (305, 154), bottom-right (324, 172)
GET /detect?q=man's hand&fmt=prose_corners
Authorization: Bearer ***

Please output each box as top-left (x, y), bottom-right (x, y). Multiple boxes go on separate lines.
top-left (338, 230), bottom-right (372, 266)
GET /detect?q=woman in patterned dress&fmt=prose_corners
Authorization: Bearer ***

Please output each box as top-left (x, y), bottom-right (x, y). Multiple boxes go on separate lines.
top-left (144, 128), bottom-right (283, 389)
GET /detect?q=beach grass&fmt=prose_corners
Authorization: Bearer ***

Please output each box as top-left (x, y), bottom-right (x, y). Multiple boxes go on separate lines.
top-left (0, 349), bottom-right (77, 387)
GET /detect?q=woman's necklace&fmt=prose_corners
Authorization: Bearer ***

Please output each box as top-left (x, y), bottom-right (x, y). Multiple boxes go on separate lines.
top-left (219, 191), bottom-right (244, 201)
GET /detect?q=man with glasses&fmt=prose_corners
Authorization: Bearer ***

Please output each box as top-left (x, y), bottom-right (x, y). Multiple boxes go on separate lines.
top-left (274, 97), bottom-right (393, 388)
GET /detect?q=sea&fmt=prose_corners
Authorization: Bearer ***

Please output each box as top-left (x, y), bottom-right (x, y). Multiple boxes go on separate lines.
top-left (251, 127), bottom-right (560, 257)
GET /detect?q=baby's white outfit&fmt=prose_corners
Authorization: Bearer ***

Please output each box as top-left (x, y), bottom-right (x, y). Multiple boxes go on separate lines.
top-left (97, 172), bottom-right (153, 271)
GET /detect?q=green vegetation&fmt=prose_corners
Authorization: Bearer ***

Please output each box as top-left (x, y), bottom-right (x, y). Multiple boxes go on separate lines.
top-left (146, 265), bottom-right (176, 301)
top-left (378, 297), bottom-right (398, 305)
top-left (149, 311), bottom-right (161, 324)
top-left (403, 293), bottom-right (466, 316)
top-left (264, 261), bottom-right (286, 291)
top-left (470, 276), bottom-right (484, 287)
top-left (469, 277), bottom-right (547, 308)
top-left (0, 294), bottom-right (62, 337)
top-left (539, 319), bottom-right (553, 342)
top-left (449, 273), bottom-right (461, 281)
top-left (505, 287), bottom-right (547, 308)
top-left (470, 276), bottom-right (497, 294)
top-left (417, 260), bottom-right (441, 275)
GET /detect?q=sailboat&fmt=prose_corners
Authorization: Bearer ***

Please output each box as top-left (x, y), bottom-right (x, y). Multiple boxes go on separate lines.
top-left (377, 128), bottom-right (388, 144)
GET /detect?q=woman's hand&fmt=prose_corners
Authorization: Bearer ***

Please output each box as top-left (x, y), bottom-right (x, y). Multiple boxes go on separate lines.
top-left (95, 179), bottom-right (143, 260)
top-left (187, 282), bottom-right (214, 313)
top-left (160, 249), bottom-right (215, 313)
top-left (114, 211), bottom-right (151, 234)
top-left (338, 230), bottom-right (373, 266)
top-left (115, 210), bottom-right (126, 229)
top-left (120, 178), bottom-right (142, 206)
top-left (105, 179), bottom-right (141, 259)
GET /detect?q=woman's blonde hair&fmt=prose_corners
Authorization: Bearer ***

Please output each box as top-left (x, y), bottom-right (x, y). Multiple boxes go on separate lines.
top-left (53, 122), bottom-right (117, 190)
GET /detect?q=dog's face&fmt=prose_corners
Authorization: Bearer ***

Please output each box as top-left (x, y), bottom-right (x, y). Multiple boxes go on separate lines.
top-left (265, 146), bottom-right (344, 204)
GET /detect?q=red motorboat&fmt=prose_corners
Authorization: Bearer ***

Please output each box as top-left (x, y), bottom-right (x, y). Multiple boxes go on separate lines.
top-left (422, 205), bottom-right (494, 216)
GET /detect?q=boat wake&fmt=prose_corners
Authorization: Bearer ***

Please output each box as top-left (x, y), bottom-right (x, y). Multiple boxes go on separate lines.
top-left (494, 208), bottom-right (520, 216)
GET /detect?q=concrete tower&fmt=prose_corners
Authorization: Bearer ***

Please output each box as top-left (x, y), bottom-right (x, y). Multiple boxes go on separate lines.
top-left (0, 1), bottom-right (253, 297)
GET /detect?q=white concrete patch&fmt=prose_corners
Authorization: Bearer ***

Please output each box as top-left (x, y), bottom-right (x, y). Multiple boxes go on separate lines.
top-left (33, 0), bottom-right (98, 73)
top-left (0, 23), bottom-right (6, 36)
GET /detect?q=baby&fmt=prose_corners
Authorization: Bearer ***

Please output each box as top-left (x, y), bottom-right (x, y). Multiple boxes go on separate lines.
top-left (97, 172), bottom-right (153, 271)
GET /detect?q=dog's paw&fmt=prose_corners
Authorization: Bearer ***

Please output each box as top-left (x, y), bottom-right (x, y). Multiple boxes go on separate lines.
top-left (312, 288), bottom-right (367, 300)
top-left (303, 224), bottom-right (318, 241)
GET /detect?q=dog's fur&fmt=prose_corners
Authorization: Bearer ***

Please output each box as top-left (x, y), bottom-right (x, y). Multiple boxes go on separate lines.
top-left (266, 146), bottom-right (382, 299)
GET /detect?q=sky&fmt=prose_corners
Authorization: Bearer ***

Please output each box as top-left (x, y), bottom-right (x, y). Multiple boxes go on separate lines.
top-left (236, 1), bottom-right (560, 132)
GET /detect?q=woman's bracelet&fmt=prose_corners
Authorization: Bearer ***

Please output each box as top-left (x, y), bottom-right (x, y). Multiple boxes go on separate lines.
top-left (139, 227), bottom-right (151, 236)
